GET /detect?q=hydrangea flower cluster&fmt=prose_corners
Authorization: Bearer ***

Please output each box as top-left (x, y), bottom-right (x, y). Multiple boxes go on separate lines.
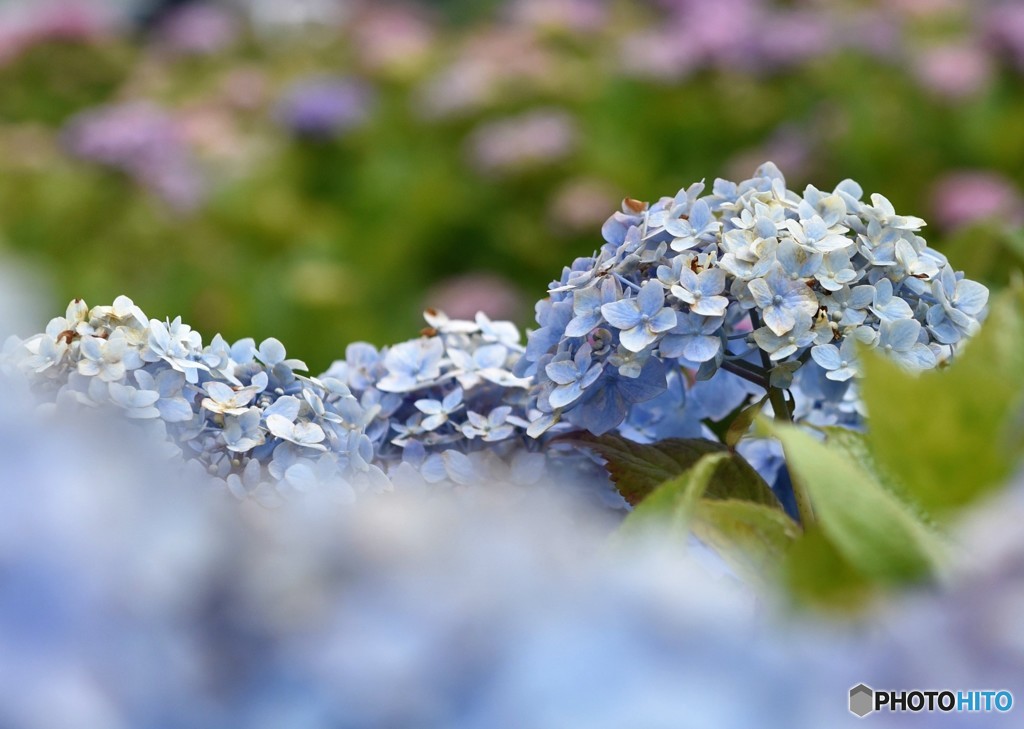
top-left (519, 162), bottom-right (989, 437)
top-left (2, 163), bottom-right (989, 504)
top-left (2, 298), bottom-right (611, 506)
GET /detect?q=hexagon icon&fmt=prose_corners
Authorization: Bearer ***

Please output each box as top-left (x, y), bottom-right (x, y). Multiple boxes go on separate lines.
top-left (849, 684), bottom-right (874, 718)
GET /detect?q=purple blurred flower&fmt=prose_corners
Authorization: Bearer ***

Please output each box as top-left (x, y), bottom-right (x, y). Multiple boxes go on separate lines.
top-left (984, 1), bottom-right (1024, 71)
top-left (914, 43), bottom-right (992, 99)
top-left (662, 0), bottom-right (761, 66)
top-left (156, 3), bottom-right (240, 56)
top-left (930, 171), bottom-right (1024, 230)
top-left (425, 273), bottom-right (526, 322)
top-left (276, 76), bottom-right (373, 140)
top-left (621, 0), bottom-right (845, 76)
top-left (466, 109), bottom-right (577, 175)
top-left (63, 101), bottom-right (205, 212)
top-left (752, 11), bottom-right (834, 67)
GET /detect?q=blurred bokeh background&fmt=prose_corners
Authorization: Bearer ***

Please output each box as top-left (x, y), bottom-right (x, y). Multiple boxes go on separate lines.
top-left (1, 0), bottom-right (1022, 370)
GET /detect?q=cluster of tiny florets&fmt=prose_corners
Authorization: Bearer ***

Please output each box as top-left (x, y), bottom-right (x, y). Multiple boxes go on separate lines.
top-left (518, 161), bottom-right (988, 437)
top-left (2, 163), bottom-right (989, 501)
top-left (3, 299), bottom-right (610, 506)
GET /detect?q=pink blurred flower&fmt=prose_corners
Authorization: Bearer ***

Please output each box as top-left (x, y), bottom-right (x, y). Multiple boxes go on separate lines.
top-left (930, 171), bottom-right (1024, 231)
top-left (549, 178), bottom-right (619, 233)
top-left (466, 109), bottom-right (577, 175)
top-left (0, 0), bottom-right (116, 64)
top-left (424, 273), bottom-right (526, 322)
top-left (619, 29), bottom-right (700, 81)
top-left (178, 105), bottom-right (250, 163)
top-left (914, 43), bottom-right (992, 99)
top-left (351, 5), bottom-right (435, 76)
top-left (220, 67), bottom-right (269, 110)
top-left (415, 29), bottom-right (560, 119)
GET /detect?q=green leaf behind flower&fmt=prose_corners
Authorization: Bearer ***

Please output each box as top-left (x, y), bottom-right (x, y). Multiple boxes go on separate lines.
top-left (763, 419), bottom-right (944, 584)
top-left (571, 432), bottom-right (780, 508)
top-left (618, 452), bottom-right (799, 581)
top-left (861, 290), bottom-right (1024, 516)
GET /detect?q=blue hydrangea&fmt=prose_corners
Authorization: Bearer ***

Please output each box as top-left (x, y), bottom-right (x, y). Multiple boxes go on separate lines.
top-left (748, 266), bottom-right (820, 336)
top-left (600, 281), bottom-right (677, 352)
top-left (670, 266), bottom-right (729, 317)
top-left (927, 266), bottom-right (990, 344)
top-left (1, 163), bottom-right (991, 502)
top-left (377, 337), bottom-right (446, 393)
top-left (415, 387), bottom-right (464, 431)
top-left (513, 161), bottom-right (989, 443)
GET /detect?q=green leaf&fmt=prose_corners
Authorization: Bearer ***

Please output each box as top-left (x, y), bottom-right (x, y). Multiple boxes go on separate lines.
top-left (618, 453), bottom-right (799, 581)
top-left (940, 221), bottom-right (1024, 288)
top-left (703, 394), bottom-right (754, 443)
top-left (782, 528), bottom-right (876, 612)
top-left (571, 433), bottom-right (781, 509)
top-left (618, 452), bottom-right (727, 539)
top-left (861, 290), bottom-right (1024, 516)
top-left (692, 499), bottom-right (801, 578)
top-left (819, 428), bottom-right (943, 538)
top-left (763, 419), bottom-right (944, 584)
top-left (724, 395), bottom-right (768, 449)
top-left (820, 427), bottom-right (908, 500)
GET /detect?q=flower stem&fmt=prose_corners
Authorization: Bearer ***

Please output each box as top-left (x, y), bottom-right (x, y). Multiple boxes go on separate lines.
top-left (720, 360), bottom-right (769, 389)
top-left (749, 310), bottom-right (815, 526)
top-left (767, 384), bottom-right (815, 526)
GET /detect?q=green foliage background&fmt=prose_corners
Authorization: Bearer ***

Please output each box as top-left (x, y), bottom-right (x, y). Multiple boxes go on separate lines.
top-left (0, 2), bottom-right (1022, 373)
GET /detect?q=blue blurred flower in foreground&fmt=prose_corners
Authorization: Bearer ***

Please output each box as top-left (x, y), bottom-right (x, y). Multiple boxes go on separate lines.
top-left (0, 368), bottom-right (1021, 728)
top-left (276, 76), bottom-right (373, 140)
